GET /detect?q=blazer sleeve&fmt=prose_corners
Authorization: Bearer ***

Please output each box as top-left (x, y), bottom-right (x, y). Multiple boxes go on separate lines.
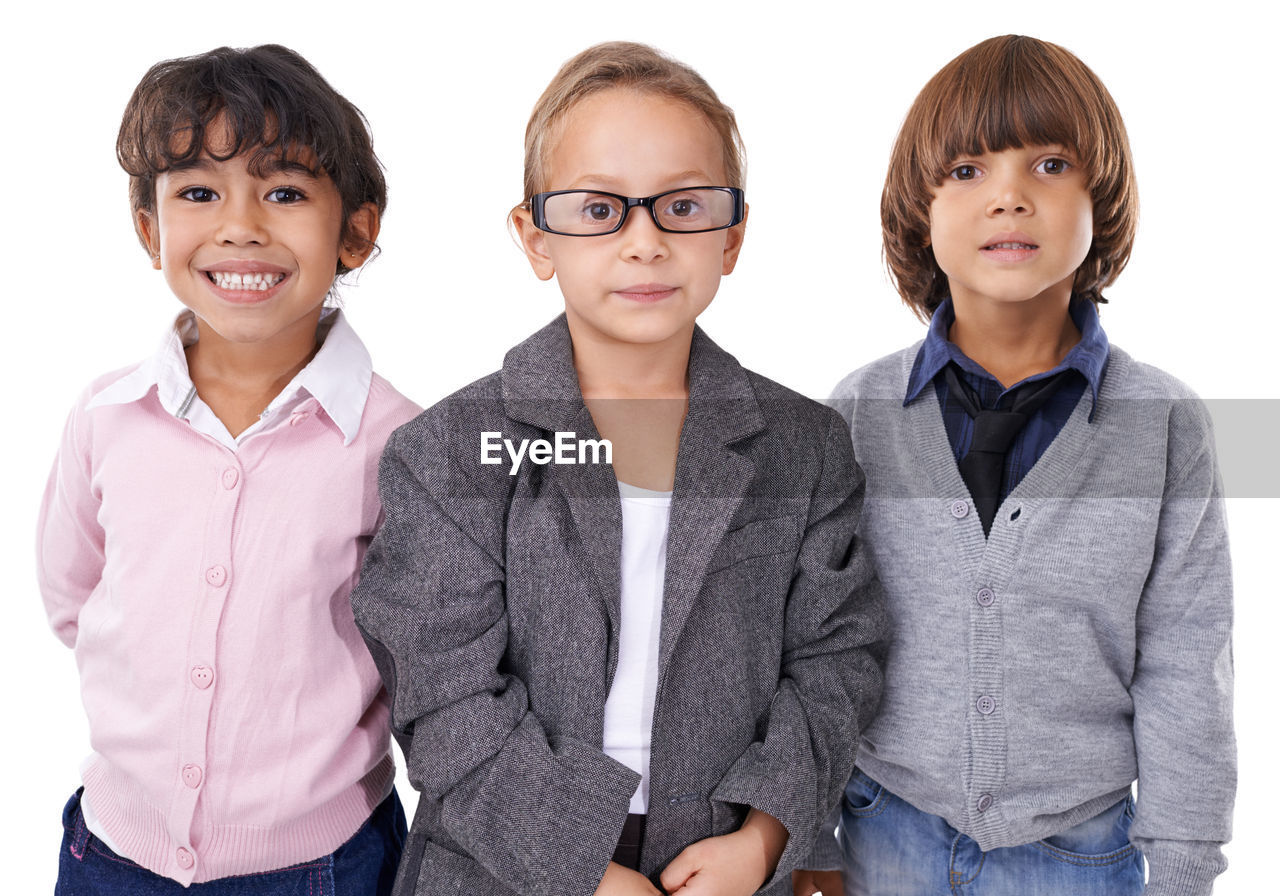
top-left (351, 412), bottom-right (638, 896)
top-left (1128, 397), bottom-right (1235, 896)
top-left (37, 394), bottom-right (105, 648)
top-left (710, 407), bottom-right (886, 885)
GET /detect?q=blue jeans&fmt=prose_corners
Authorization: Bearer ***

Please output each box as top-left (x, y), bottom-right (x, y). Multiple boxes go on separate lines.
top-left (56, 788), bottom-right (407, 896)
top-left (839, 770), bottom-right (1144, 896)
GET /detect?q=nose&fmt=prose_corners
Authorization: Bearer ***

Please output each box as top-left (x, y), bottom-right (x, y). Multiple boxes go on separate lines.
top-left (617, 205), bottom-right (669, 263)
top-left (986, 170), bottom-right (1034, 217)
top-left (215, 194), bottom-right (269, 246)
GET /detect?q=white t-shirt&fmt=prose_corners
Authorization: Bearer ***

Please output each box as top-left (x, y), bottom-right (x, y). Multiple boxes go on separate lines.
top-left (602, 481), bottom-right (673, 814)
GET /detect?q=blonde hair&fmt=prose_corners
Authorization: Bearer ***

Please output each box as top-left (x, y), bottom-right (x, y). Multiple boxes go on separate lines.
top-left (521, 41), bottom-right (745, 199)
top-left (882, 35), bottom-right (1138, 320)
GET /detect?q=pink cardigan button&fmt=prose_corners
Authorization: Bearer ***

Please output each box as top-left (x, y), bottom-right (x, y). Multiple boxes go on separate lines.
top-left (190, 666), bottom-right (213, 689)
top-left (182, 764), bottom-right (203, 789)
top-left (176, 847), bottom-right (194, 869)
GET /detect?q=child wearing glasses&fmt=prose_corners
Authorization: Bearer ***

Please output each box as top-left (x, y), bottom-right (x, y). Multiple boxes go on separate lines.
top-left (352, 42), bottom-right (886, 896)
top-left (794, 35), bottom-right (1234, 896)
top-left (38, 45), bottom-right (420, 892)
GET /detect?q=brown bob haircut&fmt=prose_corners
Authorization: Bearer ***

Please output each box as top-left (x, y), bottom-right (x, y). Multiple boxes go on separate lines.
top-left (117, 44), bottom-right (386, 276)
top-left (882, 35), bottom-right (1138, 320)
top-left (521, 41), bottom-right (745, 200)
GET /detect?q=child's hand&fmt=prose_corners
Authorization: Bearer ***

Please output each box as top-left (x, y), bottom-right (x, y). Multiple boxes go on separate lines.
top-left (660, 809), bottom-right (788, 896)
top-left (791, 868), bottom-right (843, 896)
top-left (593, 861), bottom-right (664, 896)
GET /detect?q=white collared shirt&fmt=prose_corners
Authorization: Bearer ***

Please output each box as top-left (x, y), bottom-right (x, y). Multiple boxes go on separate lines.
top-left (87, 307), bottom-right (373, 449)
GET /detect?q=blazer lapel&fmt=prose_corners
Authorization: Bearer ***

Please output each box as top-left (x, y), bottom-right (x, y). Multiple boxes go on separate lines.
top-left (556, 405), bottom-right (624, 635)
top-left (659, 328), bottom-right (766, 673)
top-left (502, 316), bottom-right (623, 634)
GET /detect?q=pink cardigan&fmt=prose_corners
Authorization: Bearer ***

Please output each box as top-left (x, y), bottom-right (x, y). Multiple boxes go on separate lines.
top-left (38, 346), bottom-right (419, 884)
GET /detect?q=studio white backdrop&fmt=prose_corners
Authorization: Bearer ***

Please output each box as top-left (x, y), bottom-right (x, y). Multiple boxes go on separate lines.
top-left (3, 1), bottom-right (1274, 892)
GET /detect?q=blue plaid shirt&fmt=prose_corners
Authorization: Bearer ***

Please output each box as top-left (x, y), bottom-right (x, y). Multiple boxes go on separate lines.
top-left (904, 297), bottom-right (1110, 504)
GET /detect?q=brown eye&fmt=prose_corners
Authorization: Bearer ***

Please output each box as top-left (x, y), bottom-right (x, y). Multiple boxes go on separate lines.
top-left (1038, 158), bottom-right (1070, 175)
top-left (950, 165), bottom-right (979, 181)
top-left (267, 187), bottom-right (306, 203)
top-left (178, 186), bottom-right (217, 202)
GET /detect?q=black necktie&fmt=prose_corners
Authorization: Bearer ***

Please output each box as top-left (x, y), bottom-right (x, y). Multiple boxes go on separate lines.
top-left (944, 364), bottom-right (1070, 536)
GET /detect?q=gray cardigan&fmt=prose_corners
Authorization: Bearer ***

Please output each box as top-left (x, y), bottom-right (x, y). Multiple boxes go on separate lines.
top-left (825, 344), bottom-right (1234, 896)
top-left (352, 316), bottom-right (886, 896)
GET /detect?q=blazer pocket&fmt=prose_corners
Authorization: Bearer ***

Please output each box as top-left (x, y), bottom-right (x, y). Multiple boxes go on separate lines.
top-left (706, 514), bottom-right (803, 574)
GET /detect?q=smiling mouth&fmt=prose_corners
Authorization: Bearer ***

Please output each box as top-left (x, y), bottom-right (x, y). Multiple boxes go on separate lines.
top-left (983, 242), bottom-right (1038, 251)
top-left (205, 271), bottom-right (288, 291)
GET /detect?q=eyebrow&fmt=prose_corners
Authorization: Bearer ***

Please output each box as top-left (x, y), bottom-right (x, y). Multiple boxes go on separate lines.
top-left (164, 158), bottom-right (216, 175)
top-left (568, 170), bottom-right (719, 192)
top-left (164, 156), bottom-right (322, 179)
top-left (257, 157), bottom-right (323, 178)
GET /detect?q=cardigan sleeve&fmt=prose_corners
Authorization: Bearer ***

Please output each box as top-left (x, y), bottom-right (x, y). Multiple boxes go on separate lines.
top-left (37, 393), bottom-right (105, 648)
top-left (1128, 397), bottom-right (1234, 896)
top-left (710, 407), bottom-right (886, 885)
top-left (351, 412), bottom-right (638, 896)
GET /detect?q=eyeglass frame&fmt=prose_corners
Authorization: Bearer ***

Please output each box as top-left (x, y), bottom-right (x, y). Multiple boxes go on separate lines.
top-left (527, 186), bottom-right (746, 236)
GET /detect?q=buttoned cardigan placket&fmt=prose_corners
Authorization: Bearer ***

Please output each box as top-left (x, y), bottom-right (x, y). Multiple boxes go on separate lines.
top-left (902, 348), bottom-right (1123, 846)
top-left (159, 401), bottom-right (322, 882)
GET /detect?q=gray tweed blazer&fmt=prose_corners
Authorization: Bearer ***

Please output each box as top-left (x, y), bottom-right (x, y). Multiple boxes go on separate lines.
top-left (352, 315), bottom-right (885, 896)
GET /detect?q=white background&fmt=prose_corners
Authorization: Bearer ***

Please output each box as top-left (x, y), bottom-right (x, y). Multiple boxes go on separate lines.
top-left (3, 1), bottom-right (1275, 892)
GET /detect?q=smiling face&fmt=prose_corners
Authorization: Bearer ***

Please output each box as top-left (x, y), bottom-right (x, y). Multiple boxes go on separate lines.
top-left (928, 144), bottom-right (1093, 318)
top-left (513, 89), bottom-right (745, 351)
top-left (136, 122), bottom-right (376, 358)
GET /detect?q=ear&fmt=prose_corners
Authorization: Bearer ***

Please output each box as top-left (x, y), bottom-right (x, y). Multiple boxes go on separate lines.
top-left (135, 209), bottom-right (162, 270)
top-left (342, 203), bottom-right (382, 269)
top-left (510, 205), bottom-right (556, 281)
top-left (720, 202), bottom-right (748, 276)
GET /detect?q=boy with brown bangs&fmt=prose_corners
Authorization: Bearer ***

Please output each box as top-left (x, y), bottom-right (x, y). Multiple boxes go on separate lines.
top-left (795, 35), bottom-right (1234, 896)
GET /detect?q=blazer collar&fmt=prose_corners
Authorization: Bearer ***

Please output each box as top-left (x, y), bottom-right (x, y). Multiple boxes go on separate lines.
top-left (501, 313), bottom-right (766, 444)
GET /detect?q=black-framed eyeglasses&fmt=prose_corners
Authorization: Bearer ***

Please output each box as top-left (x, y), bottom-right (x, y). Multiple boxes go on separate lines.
top-left (529, 187), bottom-right (745, 236)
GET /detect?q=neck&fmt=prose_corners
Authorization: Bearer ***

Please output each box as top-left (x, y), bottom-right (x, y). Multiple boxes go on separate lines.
top-left (566, 316), bottom-right (693, 400)
top-left (948, 289), bottom-right (1080, 388)
top-left (185, 309), bottom-right (323, 405)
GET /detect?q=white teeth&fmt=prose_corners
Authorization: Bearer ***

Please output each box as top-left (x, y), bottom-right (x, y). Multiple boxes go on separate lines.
top-left (208, 271), bottom-right (285, 290)
top-left (986, 242), bottom-right (1036, 250)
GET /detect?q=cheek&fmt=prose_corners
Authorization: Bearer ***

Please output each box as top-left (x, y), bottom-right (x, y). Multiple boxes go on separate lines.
top-left (544, 241), bottom-right (592, 281)
top-left (692, 233), bottom-right (728, 269)
top-left (926, 208), bottom-right (964, 273)
top-left (1068, 199), bottom-right (1095, 262)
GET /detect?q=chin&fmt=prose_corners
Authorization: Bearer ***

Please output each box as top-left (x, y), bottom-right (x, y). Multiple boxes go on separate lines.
top-left (571, 307), bottom-right (697, 347)
top-left (605, 323), bottom-right (686, 346)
